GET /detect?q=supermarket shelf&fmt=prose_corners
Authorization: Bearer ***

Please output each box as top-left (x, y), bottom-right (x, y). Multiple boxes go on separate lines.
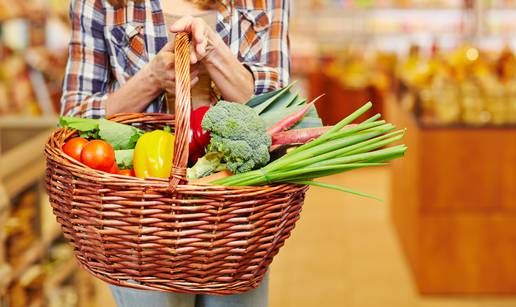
top-left (296, 5), bottom-right (469, 14)
top-left (28, 297), bottom-right (44, 307)
top-left (487, 6), bottom-right (516, 10)
top-left (44, 257), bottom-right (78, 295)
top-left (389, 94), bottom-right (516, 130)
top-left (0, 129), bottom-right (53, 199)
top-left (0, 226), bottom-right (62, 292)
top-left (0, 116), bottom-right (57, 128)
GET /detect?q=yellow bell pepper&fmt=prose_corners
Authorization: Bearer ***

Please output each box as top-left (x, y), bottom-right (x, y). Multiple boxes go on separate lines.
top-left (134, 129), bottom-right (175, 179)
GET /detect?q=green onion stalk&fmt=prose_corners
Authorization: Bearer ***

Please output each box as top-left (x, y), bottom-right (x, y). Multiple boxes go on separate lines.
top-left (212, 102), bottom-right (407, 200)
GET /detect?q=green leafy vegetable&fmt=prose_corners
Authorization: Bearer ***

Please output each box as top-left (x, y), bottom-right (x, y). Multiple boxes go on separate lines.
top-left (60, 117), bottom-right (99, 131)
top-left (247, 83), bottom-right (323, 129)
top-left (190, 101), bottom-right (272, 176)
top-left (213, 102), bottom-right (408, 200)
top-left (79, 130), bottom-right (99, 139)
top-left (187, 152), bottom-right (225, 180)
top-left (115, 149), bottom-right (134, 169)
top-left (59, 117), bottom-right (144, 150)
top-left (98, 119), bottom-right (143, 150)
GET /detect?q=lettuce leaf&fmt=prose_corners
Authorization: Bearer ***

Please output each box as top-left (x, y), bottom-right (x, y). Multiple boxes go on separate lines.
top-left (59, 117), bottom-right (144, 150)
top-left (115, 149), bottom-right (134, 169)
top-left (98, 119), bottom-right (143, 150)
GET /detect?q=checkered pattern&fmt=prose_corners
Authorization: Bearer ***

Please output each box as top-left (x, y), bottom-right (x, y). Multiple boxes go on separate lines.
top-left (61, 0), bottom-right (290, 118)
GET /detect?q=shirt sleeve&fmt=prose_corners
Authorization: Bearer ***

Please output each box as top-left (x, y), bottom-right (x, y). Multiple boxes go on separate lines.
top-left (60, 0), bottom-right (110, 119)
top-left (243, 0), bottom-right (290, 95)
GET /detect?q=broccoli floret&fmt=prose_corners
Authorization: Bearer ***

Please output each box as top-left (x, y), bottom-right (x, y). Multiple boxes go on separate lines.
top-left (187, 152), bottom-right (226, 180)
top-left (200, 101), bottom-right (272, 174)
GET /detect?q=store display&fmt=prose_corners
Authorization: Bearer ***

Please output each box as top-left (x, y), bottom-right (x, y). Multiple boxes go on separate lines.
top-left (5, 188), bottom-right (38, 267)
top-left (0, 0), bottom-right (69, 117)
top-left (0, 0), bottom-right (513, 303)
top-left (398, 45), bottom-right (516, 125)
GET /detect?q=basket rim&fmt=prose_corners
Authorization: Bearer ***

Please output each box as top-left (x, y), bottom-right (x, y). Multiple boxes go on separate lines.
top-left (46, 126), bottom-right (307, 192)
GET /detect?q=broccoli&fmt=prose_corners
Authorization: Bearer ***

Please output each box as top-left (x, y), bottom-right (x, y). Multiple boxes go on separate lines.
top-left (189, 101), bottom-right (272, 178)
top-left (186, 152), bottom-right (225, 180)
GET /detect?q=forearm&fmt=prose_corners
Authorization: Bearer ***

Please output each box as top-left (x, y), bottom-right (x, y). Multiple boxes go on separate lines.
top-left (203, 38), bottom-right (254, 103)
top-left (105, 65), bottom-right (162, 116)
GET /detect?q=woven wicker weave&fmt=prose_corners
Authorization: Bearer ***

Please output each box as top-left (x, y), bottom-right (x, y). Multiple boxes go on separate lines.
top-left (44, 33), bottom-right (308, 295)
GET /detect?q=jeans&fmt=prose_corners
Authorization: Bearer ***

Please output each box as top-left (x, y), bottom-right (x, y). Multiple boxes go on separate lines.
top-left (109, 273), bottom-right (269, 307)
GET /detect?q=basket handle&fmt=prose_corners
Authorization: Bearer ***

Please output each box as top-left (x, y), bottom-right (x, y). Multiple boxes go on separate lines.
top-left (169, 32), bottom-right (191, 190)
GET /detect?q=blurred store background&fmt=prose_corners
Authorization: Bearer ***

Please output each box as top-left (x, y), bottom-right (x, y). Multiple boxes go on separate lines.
top-left (0, 0), bottom-right (515, 306)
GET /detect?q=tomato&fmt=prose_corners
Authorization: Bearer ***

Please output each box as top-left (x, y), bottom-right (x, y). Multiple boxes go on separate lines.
top-left (118, 169), bottom-right (135, 177)
top-left (62, 137), bottom-right (89, 161)
top-left (81, 140), bottom-right (115, 171)
top-left (109, 162), bottom-right (119, 174)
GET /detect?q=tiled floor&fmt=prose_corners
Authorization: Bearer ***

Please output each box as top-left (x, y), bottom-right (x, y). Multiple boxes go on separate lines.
top-left (93, 168), bottom-right (516, 307)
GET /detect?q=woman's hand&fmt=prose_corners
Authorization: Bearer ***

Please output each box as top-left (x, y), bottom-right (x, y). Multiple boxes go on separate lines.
top-left (105, 40), bottom-right (200, 116)
top-left (169, 16), bottom-right (255, 103)
top-left (169, 16), bottom-right (221, 64)
top-left (144, 41), bottom-right (200, 93)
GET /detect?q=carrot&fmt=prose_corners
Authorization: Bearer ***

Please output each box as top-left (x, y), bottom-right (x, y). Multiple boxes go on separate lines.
top-left (267, 94), bottom-right (325, 136)
top-left (271, 124), bottom-right (357, 146)
top-left (272, 126), bottom-right (331, 145)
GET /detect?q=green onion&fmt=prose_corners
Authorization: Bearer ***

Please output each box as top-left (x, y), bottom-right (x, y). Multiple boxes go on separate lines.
top-left (212, 102), bottom-right (407, 200)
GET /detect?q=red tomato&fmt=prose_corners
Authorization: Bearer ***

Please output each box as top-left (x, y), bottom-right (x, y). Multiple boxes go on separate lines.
top-left (62, 137), bottom-right (89, 161)
top-left (81, 140), bottom-right (115, 171)
top-left (109, 162), bottom-right (119, 174)
top-left (118, 169), bottom-right (135, 177)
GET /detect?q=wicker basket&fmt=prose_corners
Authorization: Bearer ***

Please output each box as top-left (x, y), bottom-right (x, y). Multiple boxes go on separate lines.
top-left (44, 33), bottom-right (308, 295)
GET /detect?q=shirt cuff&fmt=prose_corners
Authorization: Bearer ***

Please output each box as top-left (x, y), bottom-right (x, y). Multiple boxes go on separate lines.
top-left (243, 63), bottom-right (281, 95)
top-left (61, 92), bottom-right (109, 119)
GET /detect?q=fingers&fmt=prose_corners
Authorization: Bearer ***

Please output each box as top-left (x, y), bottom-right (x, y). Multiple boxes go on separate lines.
top-left (164, 51), bottom-right (175, 69)
top-left (191, 18), bottom-right (206, 56)
top-left (191, 76), bottom-right (199, 87)
top-left (169, 16), bottom-right (208, 64)
top-left (190, 45), bottom-right (198, 65)
top-left (163, 66), bottom-right (200, 93)
top-left (164, 76), bottom-right (200, 93)
top-left (164, 80), bottom-right (175, 94)
top-left (191, 67), bottom-right (199, 79)
top-left (169, 15), bottom-right (193, 33)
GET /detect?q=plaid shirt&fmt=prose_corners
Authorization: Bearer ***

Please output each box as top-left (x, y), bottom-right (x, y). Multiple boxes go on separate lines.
top-left (61, 0), bottom-right (291, 118)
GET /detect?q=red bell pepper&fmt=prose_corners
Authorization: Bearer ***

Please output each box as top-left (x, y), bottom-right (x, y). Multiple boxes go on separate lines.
top-left (189, 106), bottom-right (211, 165)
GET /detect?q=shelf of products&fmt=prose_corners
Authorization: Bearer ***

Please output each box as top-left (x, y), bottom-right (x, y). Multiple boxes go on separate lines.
top-left (0, 0), bottom-right (69, 117)
top-left (0, 120), bottom-right (99, 307)
top-left (296, 43), bottom-right (516, 127)
top-left (291, 0), bottom-right (516, 56)
top-left (291, 0), bottom-right (476, 53)
top-left (397, 45), bottom-right (516, 126)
